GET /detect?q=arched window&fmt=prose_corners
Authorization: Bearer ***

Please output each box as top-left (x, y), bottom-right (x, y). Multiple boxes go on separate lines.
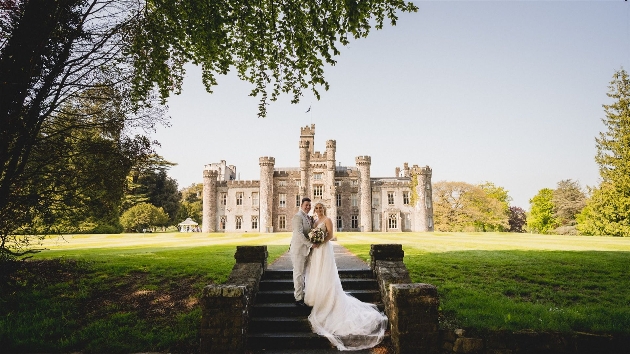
top-left (388, 214), bottom-right (397, 229)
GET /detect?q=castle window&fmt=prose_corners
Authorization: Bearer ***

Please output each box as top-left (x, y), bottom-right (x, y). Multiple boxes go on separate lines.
top-left (387, 192), bottom-right (395, 205)
top-left (351, 215), bottom-right (358, 229)
top-left (296, 180), bottom-right (301, 187)
top-left (219, 216), bottom-right (226, 230)
top-left (279, 215), bottom-right (286, 229)
top-left (337, 216), bottom-right (343, 230)
top-left (296, 195), bottom-right (301, 207)
top-left (335, 180), bottom-right (341, 187)
top-left (336, 193), bottom-right (342, 207)
top-left (221, 193), bottom-right (227, 206)
top-left (352, 179), bottom-right (358, 186)
top-left (279, 194), bottom-right (286, 207)
top-left (235, 216), bottom-right (243, 230)
top-left (313, 173), bottom-right (323, 180)
top-left (351, 193), bottom-right (358, 207)
top-left (279, 180), bottom-right (287, 187)
top-left (252, 192), bottom-right (259, 206)
top-left (403, 191), bottom-right (410, 205)
top-left (251, 216), bottom-right (258, 229)
top-left (313, 185), bottom-right (323, 198)
top-left (236, 192), bottom-right (243, 205)
top-left (388, 214), bottom-right (397, 229)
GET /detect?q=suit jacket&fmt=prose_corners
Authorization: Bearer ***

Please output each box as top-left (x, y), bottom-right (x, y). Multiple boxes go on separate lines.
top-left (290, 210), bottom-right (312, 257)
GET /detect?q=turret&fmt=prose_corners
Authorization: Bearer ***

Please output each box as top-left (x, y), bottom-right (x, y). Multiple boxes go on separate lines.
top-left (259, 157), bottom-right (275, 232)
top-left (299, 139), bottom-right (310, 198)
top-left (300, 124), bottom-right (315, 156)
top-left (411, 165), bottom-right (434, 231)
top-left (403, 162), bottom-right (410, 178)
top-left (202, 170), bottom-right (218, 232)
top-left (355, 156), bottom-right (372, 232)
top-left (326, 140), bottom-right (337, 231)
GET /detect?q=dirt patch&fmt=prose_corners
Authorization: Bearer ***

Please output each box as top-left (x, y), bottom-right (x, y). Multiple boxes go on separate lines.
top-left (83, 270), bottom-right (201, 323)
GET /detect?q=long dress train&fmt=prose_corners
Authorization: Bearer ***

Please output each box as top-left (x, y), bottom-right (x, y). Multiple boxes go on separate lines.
top-left (304, 225), bottom-right (388, 351)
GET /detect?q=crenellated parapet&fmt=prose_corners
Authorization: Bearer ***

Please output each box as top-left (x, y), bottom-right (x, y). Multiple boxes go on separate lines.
top-left (226, 180), bottom-right (260, 188)
top-left (300, 124), bottom-right (315, 137)
top-left (411, 164), bottom-right (432, 177)
top-left (326, 139), bottom-right (336, 150)
top-left (203, 170), bottom-right (219, 179)
top-left (259, 156), bottom-right (275, 166)
top-left (355, 155), bottom-right (372, 166)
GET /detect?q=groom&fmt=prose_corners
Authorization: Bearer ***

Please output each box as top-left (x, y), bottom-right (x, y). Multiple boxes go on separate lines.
top-left (290, 197), bottom-right (315, 307)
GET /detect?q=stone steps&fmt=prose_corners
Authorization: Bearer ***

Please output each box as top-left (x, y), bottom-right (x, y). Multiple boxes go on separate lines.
top-left (255, 289), bottom-right (381, 303)
top-left (246, 269), bottom-right (387, 352)
top-left (259, 278), bottom-right (378, 291)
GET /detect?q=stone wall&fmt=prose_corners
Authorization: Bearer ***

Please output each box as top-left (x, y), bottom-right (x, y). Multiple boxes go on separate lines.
top-left (370, 244), bottom-right (440, 354)
top-left (200, 246), bottom-right (268, 353)
top-left (440, 328), bottom-right (630, 354)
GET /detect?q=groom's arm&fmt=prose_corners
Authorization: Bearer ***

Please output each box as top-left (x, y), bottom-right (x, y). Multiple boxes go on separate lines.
top-left (292, 214), bottom-right (303, 238)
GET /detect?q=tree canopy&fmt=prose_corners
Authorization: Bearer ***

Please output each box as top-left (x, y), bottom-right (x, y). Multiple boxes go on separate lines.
top-left (129, 0), bottom-right (419, 117)
top-left (527, 188), bottom-right (557, 234)
top-left (432, 181), bottom-right (510, 232)
top-left (120, 202), bottom-right (169, 233)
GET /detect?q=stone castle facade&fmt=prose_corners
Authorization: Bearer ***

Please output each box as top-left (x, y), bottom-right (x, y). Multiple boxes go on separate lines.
top-left (202, 125), bottom-right (434, 233)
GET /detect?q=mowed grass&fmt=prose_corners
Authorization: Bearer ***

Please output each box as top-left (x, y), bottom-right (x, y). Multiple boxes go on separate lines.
top-left (338, 232), bottom-right (630, 334)
top-left (2, 232), bottom-right (629, 353)
top-left (1, 233), bottom-right (291, 353)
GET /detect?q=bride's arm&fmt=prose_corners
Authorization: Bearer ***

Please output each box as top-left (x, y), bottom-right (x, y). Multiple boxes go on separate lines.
top-left (324, 217), bottom-right (334, 242)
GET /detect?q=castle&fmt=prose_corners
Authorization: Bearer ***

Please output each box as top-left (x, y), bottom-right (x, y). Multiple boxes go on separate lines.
top-left (202, 125), bottom-right (434, 233)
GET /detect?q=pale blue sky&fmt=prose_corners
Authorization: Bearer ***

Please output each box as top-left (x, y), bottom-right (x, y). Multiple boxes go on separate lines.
top-left (152, 1), bottom-right (630, 210)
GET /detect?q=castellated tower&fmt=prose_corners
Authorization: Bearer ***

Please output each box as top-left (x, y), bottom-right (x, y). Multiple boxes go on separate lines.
top-left (326, 140), bottom-right (337, 227)
top-left (259, 156), bottom-right (275, 233)
top-left (202, 170), bottom-right (218, 233)
top-left (355, 156), bottom-right (372, 232)
top-left (411, 165), bottom-right (434, 231)
top-left (300, 124), bottom-right (315, 156)
top-left (299, 139), bottom-right (310, 199)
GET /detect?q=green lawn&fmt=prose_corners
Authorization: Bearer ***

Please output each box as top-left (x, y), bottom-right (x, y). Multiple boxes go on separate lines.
top-left (337, 232), bottom-right (630, 334)
top-left (1, 232), bottom-right (629, 353)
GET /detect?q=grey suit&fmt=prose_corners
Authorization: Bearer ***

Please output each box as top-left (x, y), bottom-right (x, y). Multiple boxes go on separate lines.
top-left (290, 210), bottom-right (313, 301)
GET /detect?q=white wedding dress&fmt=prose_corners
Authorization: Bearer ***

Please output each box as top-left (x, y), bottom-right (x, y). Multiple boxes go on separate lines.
top-left (304, 223), bottom-right (388, 351)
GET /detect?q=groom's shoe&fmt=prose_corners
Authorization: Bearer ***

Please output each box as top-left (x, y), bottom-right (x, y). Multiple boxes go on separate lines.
top-left (295, 299), bottom-right (307, 307)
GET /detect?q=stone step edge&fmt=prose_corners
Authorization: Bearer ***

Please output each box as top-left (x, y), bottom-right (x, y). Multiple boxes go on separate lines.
top-left (257, 289), bottom-right (380, 295)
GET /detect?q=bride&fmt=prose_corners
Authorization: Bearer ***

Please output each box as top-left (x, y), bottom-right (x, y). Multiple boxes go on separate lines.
top-left (304, 203), bottom-right (388, 351)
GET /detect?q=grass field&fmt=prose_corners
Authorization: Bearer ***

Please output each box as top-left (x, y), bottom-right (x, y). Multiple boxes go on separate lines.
top-left (1, 232), bottom-right (629, 353)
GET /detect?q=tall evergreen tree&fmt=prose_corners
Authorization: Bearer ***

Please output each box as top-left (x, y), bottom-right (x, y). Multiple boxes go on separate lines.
top-left (577, 69), bottom-right (630, 236)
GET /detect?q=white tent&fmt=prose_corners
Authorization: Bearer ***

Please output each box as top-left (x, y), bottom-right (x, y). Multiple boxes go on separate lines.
top-left (178, 218), bottom-right (199, 232)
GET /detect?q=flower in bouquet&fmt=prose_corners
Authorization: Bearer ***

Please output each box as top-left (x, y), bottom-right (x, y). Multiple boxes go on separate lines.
top-left (307, 228), bottom-right (326, 244)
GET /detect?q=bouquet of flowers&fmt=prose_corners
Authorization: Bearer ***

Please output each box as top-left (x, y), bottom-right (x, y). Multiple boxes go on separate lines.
top-left (307, 228), bottom-right (326, 244)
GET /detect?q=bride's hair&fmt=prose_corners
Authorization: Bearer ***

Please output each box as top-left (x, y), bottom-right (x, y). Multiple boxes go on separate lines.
top-left (314, 202), bottom-right (327, 216)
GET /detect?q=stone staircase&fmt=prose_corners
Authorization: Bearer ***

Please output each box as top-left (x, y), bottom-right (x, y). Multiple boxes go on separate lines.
top-left (246, 269), bottom-right (388, 352)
